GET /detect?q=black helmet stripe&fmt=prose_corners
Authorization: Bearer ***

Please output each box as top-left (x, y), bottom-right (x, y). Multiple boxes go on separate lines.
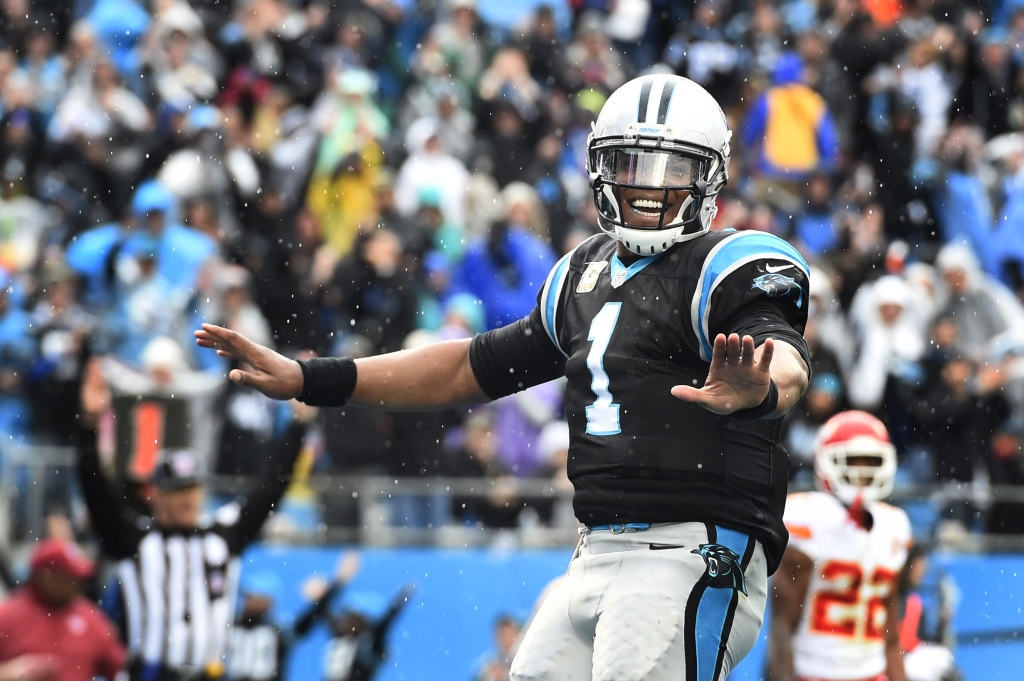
top-left (637, 78), bottom-right (654, 123)
top-left (656, 79), bottom-right (677, 124)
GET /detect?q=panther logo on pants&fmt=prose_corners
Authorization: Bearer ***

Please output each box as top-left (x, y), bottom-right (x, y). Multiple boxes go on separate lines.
top-left (692, 544), bottom-right (747, 595)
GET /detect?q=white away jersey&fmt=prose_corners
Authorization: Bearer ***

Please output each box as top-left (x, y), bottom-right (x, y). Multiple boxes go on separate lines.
top-left (784, 492), bottom-right (912, 680)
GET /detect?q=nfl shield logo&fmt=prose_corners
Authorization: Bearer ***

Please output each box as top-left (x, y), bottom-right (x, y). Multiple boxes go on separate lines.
top-left (577, 261), bottom-right (608, 293)
top-left (611, 270), bottom-right (627, 289)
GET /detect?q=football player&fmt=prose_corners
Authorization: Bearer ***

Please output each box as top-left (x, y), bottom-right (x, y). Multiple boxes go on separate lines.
top-left (196, 74), bottom-right (811, 681)
top-left (768, 411), bottom-right (912, 681)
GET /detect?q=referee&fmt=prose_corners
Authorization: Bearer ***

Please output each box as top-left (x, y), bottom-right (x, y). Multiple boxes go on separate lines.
top-left (75, 400), bottom-right (309, 681)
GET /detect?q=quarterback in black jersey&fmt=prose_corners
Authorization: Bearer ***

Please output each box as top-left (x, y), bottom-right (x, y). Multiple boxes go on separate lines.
top-left (197, 74), bottom-right (810, 681)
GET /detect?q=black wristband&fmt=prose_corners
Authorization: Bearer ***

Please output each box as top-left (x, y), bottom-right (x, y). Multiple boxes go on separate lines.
top-left (296, 357), bottom-right (357, 407)
top-left (730, 379), bottom-right (779, 420)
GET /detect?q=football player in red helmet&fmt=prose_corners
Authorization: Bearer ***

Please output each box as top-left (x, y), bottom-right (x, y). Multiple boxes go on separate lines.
top-left (768, 411), bottom-right (911, 681)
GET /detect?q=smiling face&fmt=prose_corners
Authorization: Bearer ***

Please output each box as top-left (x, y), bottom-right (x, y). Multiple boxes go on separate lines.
top-left (598, 148), bottom-right (703, 229)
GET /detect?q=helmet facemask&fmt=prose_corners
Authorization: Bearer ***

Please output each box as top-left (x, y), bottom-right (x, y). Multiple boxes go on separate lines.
top-left (815, 438), bottom-right (897, 505)
top-left (588, 139), bottom-right (726, 255)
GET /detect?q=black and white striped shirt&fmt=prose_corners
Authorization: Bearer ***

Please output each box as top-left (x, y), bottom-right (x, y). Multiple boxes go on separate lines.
top-left (77, 426), bottom-right (302, 679)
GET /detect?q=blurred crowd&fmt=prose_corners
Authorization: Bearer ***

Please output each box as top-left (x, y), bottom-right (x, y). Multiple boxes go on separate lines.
top-left (0, 0), bottom-right (1022, 537)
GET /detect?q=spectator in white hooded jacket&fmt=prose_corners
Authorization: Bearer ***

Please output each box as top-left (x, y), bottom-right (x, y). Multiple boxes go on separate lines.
top-left (848, 274), bottom-right (929, 410)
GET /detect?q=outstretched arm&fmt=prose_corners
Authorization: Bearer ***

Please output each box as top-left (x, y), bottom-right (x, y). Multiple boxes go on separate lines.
top-left (195, 325), bottom-right (487, 410)
top-left (371, 584), bottom-right (416, 655)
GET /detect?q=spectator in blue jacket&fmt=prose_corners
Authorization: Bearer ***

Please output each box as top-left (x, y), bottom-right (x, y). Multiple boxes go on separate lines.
top-left (932, 127), bottom-right (993, 262)
top-left (454, 219), bottom-right (556, 331)
top-left (123, 181), bottom-right (216, 294)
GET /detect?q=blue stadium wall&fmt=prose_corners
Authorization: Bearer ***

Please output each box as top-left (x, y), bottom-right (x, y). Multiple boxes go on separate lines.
top-left (242, 545), bottom-right (1024, 681)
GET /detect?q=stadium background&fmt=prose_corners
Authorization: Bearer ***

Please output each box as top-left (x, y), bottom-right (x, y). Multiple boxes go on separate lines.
top-left (1, 0), bottom-right (1024, 676)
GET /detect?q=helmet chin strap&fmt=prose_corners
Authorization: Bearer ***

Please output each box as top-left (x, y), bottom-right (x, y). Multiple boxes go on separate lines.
top-left (665, 179), bottom-right (707, 232)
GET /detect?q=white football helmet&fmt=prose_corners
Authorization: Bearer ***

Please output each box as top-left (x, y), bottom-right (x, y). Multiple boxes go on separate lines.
top-left (814, 411), bottom-right (898, 505)
top-left (586, 75), bottom-right (732, 256)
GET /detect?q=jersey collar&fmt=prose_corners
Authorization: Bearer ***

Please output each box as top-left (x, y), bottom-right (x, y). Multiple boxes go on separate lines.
top-left (609, 251), bottom-right (664, 287)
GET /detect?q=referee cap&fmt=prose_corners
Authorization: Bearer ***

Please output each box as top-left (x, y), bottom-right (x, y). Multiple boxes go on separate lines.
top-left (152, 448), bottom-right (206, 491)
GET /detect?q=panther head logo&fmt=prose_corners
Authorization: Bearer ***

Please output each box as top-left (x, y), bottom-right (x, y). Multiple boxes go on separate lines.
top-left (751, 273), bottom-right (803, 308)
top-left (692, 543), bottom-right (747, 595)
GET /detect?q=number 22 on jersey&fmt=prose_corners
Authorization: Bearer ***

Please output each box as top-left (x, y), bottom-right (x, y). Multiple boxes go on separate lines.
top-left (585, 303), bottom-right (622, 436)
top-left (811, 560), bottom-right (897, 640)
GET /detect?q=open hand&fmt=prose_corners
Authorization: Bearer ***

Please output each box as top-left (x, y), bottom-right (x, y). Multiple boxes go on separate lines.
top-left (671, 333), bottom-right (773, 415)
top-left (194, 324), bottom-right (304, 400)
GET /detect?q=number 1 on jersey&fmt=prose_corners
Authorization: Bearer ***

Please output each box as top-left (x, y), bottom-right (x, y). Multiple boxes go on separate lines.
top-left (585, 302), bottom-right (622, 436)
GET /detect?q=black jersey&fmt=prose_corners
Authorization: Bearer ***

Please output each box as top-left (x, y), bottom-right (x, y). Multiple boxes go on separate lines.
top-left (470, 231), bottom-right (810, 573)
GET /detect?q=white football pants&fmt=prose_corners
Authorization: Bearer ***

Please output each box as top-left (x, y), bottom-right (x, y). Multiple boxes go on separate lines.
top-left (510, 522), bottom-right (768, 681)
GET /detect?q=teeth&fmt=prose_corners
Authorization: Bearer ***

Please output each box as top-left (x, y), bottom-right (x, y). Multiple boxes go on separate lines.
top-left (630, 198), bottom-right (663, 217)
top-left (632, 199), bottom-right (663, 209)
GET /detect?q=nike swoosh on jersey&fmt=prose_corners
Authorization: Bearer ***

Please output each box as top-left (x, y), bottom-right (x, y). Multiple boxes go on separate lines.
top-left (647, 543), bottom-right (687, 550)
top-left (765, 263), bottom-right (794, 273)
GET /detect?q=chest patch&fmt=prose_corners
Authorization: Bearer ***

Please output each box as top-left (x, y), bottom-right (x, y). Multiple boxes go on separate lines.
top-left (576, 261), bottom-right (608, 293)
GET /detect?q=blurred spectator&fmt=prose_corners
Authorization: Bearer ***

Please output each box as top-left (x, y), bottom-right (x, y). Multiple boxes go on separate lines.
top-left (478, 46), bottom-right (542, 127)
top-left (987, 422), bottom-right (1024, 533)
top-left (898, 546), bottom-right (959, 681)
top-left (308, 69), bottom-right (388, 255)
top-left (296, 573), bottom-right (414, 681)
top-left (935, 243), bottom-right (1024, 362)
top-left (806, 266), bottom-right (853, 373)
top-left (472, 614), bottom-right (521, 681)
top-left (0, 272), bottom-right (33, 438)
top-left (493, 380), bottom-right (563, 478)
top-left (447, 411), bottom-right (522, 528)
top-left (327, 228), bottom-right (419, 355)
top-left (124, 181), bottom-right (216, 294)
top-left (790, 173), bottom-right (840, 257)
top-left (564, 13), bottom-right (628, 94)
top-left (27, 264), bottom-right (93, 445)
top-left (783, 373), bottom-right (845, 478)
top-left (908, 354), bottom-right (1009, 523)
top-left (106, 236), bottom-right (189, 366)
top-left (515, 6), bottom-right (568, 88)
top-left (536, 420), bottom-right (575, 530)
top-left (229, 553), bottom-right (360, 681)
top-left (898, 39), bottom-right (953, 159)
top-left (663, 0), bottom-right (740, 104)
top-left (157, 106), bottom-right (254, 238)
top-left (394, 118), bottom-right (468, 230)
top-left (455, 219), bottom-right (556, 331)
top-left (0, 539), bottom-right (126, 681)
top-left (422, 0), bottom-right (485, 91)
top-left (848, 275), bottom-right (927, 411)
top-left (797, 30), bottom-right (855, 149)
top-left (873, 96), bottom-right (923, 243)
top-left (743, 52), bottom-right (840, 185)
top-left (933, 127), bottom-right (992, 258)
top-left (17, 28), bottom-right (65, 121)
